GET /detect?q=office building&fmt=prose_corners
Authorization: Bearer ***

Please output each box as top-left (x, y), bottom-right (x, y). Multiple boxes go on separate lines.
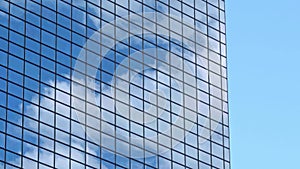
top-left (0, 0), bottom-right (229, 168)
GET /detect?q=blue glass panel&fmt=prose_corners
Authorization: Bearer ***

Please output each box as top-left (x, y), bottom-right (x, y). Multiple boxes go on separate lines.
top-left (57, 51), bottom-right (71, 67)
top-left (58, 0), bottom-right (71, 17)
top-left (57, 37), bottom-right (71, 55)
top-left (10, 16), bottom-right (24, 34)
top-left (0, 38), bottom-right (8, 51)
top-left (8, 82), bottom-right (23, 98)
top-left (57, 26), bottom-right (71, 40)
top-left (101, 58), bottom-right (114, 74)
top-left (26, 38), bottom-right (40, 53)
top-left (0, 51), bottom-right (7, 66)
top-left (24, 77), bottom-right (39, 91)
top-left (0, 25), bottom-right (8, 39)
top-left (26, 23), bottom-right (41, 41)
top-left (0, 11), bottom-right (8, 27)
top-left (42, 0), bottom-right (56, 10)
top-left (26, 11), bottom-right (41, 26)
top-left (27, 0), bottom-right (41, 15)
top-left (7, 123), bottom-right (22, 138)
top-left (0, 91), bottom-right (6, 107)
top-left (0, 0), bottom-right (9, 12)
top-left (41, 57), bottom-right (55, 72)
top-left (11, 4), bottom-right (25, 19)
top-left (0, 119), bottom-right (5, 132)
top-left (42, 30), bottom-right (55, 48)
top-left (6, 136), bottom-right (22, 154)
top-left (8, 70), bottom-right (22, 85)
top-left (25, 62), bottom-right (39, 80)
top-left (41, 45), bottom-right (55, 60)
top-left (9, 43), bottom-right (24, 59)
top-left (0, 149), bottom-right (4, 161)
top-left (42, 6), bottom-right (56, 21)
top-left (25, 50), bottom-right (40, 65)
top-left (0, 78), bottom-right (6, 91)
top-left (9, 55), bottom-right (23, 73)
top-left (7, 95), bottom-right (22, 112)
top-left (6, 151), bottom-right (21, 167)
top-left (41, 69), bottom-right (55, 84)
top-left (58, 14), bottom-right (71, 29)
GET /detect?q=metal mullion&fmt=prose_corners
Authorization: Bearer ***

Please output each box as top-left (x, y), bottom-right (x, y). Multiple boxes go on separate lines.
top-left (112, 2), bottom-right (117, 166)
top-left (222, 0), bottom-right (231, 167)
top-left (19, 1), bottom-right (29, 167)
top-left (202, 1), bottom-right (214, 168)
top-left (83, 1), bottom-right (88, 167)
top-left (3, 1), bottom-right (10, 168)
top-left (190, 0), bottom-right (201, 167)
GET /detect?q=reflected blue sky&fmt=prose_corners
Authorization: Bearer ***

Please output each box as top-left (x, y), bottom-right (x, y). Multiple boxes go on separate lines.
top-left (227, 1), bottom-right (300, 168)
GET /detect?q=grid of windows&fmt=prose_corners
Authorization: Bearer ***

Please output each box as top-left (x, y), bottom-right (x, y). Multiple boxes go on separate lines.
top-left (0, 0), bottom-right (229, 169)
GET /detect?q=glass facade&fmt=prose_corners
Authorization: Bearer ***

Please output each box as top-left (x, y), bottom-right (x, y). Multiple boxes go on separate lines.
top-left (0, 0), bottom-right (229, 169)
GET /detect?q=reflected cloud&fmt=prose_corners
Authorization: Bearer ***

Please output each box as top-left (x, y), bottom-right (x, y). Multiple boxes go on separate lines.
top-left (71, 11), bottom-right (219, 159)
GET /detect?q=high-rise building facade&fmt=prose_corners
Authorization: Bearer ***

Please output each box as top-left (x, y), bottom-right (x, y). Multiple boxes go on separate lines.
top-left (0, 0), bottom-right (229, 169)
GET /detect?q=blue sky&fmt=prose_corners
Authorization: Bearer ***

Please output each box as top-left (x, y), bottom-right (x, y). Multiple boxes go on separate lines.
top-left (227, 0), bottom-right (300, 168)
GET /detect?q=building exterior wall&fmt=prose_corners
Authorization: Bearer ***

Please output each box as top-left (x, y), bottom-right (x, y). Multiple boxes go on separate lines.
top-left (0, 0), bottom-right (229, 168)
